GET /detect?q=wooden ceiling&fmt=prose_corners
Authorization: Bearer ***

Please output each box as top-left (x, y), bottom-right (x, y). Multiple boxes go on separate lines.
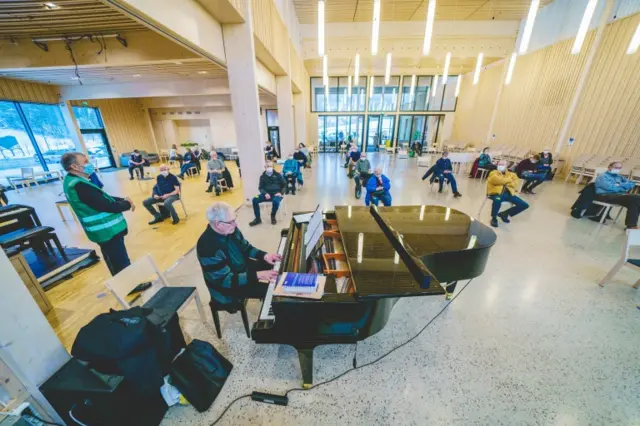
top-left (0, 0), bottom-right (146, 39)
top-left (0, 60), bottom-right (228, 86)
top-left (293, 0), bottom-right (553, 24)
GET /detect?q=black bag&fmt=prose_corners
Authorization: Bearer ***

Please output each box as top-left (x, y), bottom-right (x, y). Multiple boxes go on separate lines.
top-left (170, 339), bottom-right (233, 412)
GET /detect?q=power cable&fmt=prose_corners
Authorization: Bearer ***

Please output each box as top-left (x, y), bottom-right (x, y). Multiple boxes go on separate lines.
top-left (210, 278), bottom-right (474, 425)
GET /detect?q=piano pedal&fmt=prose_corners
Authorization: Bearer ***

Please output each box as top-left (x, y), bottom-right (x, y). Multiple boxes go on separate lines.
top-left (302, 383), bottom-right (312, 390)
top-left (445, 292), bottom-right (453, 300)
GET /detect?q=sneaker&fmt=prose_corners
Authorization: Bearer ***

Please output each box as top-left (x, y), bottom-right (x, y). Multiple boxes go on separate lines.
top-left (490, 217), bottom-right (499, 228)
top-left (148, 216), bottom-right (164, 225)
top-left (453, 192), bottom-right (462, 198)
top-left (172, 218), bottom-right (180, 225)
top-left (249, 218), bottom-right (262, 227)
top-left (271, 216), bottom-right (277, 225)
top-left (498, 212), bottom-right (511, 223)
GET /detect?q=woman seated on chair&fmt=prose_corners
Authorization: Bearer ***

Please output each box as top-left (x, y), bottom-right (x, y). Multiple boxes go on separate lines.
top-left (178, 148), bottom-right (198, 179)
top-left (283, 152), bottom-right (302, 195)
top-left (365, 167), bottom-right (392, 207)
top-left (169, 144), bottom-right (183, 167)
top-left (478, 147), bottom-right (497, 171)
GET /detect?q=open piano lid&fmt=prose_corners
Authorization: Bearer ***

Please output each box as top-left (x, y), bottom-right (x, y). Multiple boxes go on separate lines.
top-left (334, 205), bottom-right (497, 300)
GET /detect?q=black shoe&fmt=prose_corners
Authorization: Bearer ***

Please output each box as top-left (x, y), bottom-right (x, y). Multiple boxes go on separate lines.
top-left (249, 218), bottom-right (262, 227)
top-left (527, 190), bottom-right (536, 195)
top-left (498, 212), bottom-right (511, 223)
top-left (206, 187), bottom-right (213, 193)
top-left (177, 174), bottom-right (184, 180)
top-left (491, 218), bottom-right (499, 228)
top-left (271, 217), bottom-right (277, 225)
top-left (129, 177), bottom-right (134, 181)
top-left (148, 216), bottom-right (164, 225)
top-left (172, 218), bottom-right (180, 225)
top-left (454, 192), bottom-right (462, 198)
top-left (438, 189), bottom-right (443, 193)
top-left (215, 191), bottom-right (221, 196)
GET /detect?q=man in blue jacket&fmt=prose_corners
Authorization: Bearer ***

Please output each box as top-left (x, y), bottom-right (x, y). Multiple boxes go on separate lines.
top-left (594, 161), bottom-right (639, 229)
top-left (432, 151), bottom-right (462, 197)
top-left (365, 167), bottom-right (392, 206)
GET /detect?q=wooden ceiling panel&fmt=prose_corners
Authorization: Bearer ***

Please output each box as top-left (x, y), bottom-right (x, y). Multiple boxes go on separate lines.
top-left (0, 0), bottom-right (146, 38)
top-left (293, 0), bottom-right (554, 24)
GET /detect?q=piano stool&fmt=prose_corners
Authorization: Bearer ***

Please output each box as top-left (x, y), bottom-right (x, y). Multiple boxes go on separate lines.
top-left (209, 299), bottom-right (251, 338)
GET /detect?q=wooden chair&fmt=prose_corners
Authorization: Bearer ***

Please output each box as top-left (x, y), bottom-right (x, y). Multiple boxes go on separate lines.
top-left (104, 254), bottom-right (207, 324)
top-left (599, 230), bottom-right (640, 288)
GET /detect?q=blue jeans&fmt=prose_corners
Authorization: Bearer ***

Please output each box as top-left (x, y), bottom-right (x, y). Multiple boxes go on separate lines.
top-left (143, 195), bottom-right (180, 221)
top-left (490, 192), bottom-right (529, 219)
top-left (180, 163), bottom-right (197, 176)
top-left (366, 191), bottom-right (392, 206)
top-left (252, 193), bottom-right (282, 218)
top-left (435, 172), bottom-right (458, 192)
top-left (521, 172), bottom-right (546, 191)
top-left (99, 233), bottom-right (131, 276)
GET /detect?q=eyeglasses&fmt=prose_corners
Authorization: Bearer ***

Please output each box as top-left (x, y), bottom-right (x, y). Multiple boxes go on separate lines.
top-left (217, 219), bottom-right (237, 225)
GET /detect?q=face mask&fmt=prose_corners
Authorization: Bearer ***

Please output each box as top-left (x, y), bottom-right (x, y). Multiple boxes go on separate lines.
top-left (530, 159), bottom-right (537, 163)
top-left (266, 167), bottom-right (274, 174)
top-left (288, 156), bottom-right (294, 160)
top-left (83, 163), bottom-right (96, 175)
top-left (160, 171), bottom-right (169, 177)
top-left (497, 165), bottom-right (506, 172)
top-left (610, 169), bottom-right (621, 174)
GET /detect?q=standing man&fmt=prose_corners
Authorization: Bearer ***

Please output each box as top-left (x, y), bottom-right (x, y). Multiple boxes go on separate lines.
top-left (128, 149), bottom-right (144, 180)
top-left (250, 161), bottom-right (286, 226)
top-left (206, 151), bottom-right (226, 195)
top-left (61, 152), bottom-right (135, 275)
top-left (486, 159), bottom-right (529, 228)
top-left (143, 164), bottom-right (181, 225)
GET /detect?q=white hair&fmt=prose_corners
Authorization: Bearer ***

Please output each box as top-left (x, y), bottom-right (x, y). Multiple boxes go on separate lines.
top-left (206, 202), bottom-right (232, 223)
top-left (374, 166), bottom-right (383, 174)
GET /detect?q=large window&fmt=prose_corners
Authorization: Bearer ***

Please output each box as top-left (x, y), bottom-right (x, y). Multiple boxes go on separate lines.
top-left (368, 76), bottom-right (400, 112)
top-left (73, 106), bottom-right (115, 168)
top-left (317, 115), bottom-right (364, 152)
top-left (0, 101), bottom-right (76, 180)
top-left (311, 77), bottom-right (367, 112)
top-left (399, 75), bottom-right (459, 112)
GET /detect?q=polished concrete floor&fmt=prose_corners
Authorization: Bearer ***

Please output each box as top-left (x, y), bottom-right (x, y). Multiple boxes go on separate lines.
top-left (160, 153), bottom-right (639, 426)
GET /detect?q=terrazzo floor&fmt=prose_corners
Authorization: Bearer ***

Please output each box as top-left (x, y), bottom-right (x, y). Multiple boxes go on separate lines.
top-left (161, 153), bottom-right (640, 426)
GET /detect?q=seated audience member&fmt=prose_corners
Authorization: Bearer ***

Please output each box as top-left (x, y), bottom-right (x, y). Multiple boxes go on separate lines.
top-left (143, 165), bottom-right (181, 225)
top-left (343, 142), bottom-right (356, 167)
top-left (169, 144), bottom-right (182, 167)
top-left (205, 151), bottom-right (226, 195)
top-left (594, 162), bottom-right (639, 230)
top-left (293, 148), bottom-right (308, 170)
top-left (478, 147), bottom-right (496, 171)
top-left (365, 167), bottom-right (392, 207)
top-left (192, 147), bottom-right (202, 173)
top-left (486, 160), bottom-right (529, 228)
top-left (178, 148), bottom-right (198, 179)
top-left (354, 152), bottom-right (371, 199)
top-left (432, 151), bottom-right (462, 198)
top-left (250, 161), bottom-right (286, 226)
top-left (538, 147), bottom-right (553, 180)
top-left (197, 202), bottom-right (281, 305)
top-left (345, 146), bottom-right (361, 176)
top-left (128, 149), bottom-right (145, 180)
top-left (264, 140), bottom-right (275, 160)
top-left (283, 153), bottom-right (302, 195)
top-left (515, 154), bottom-right (547, 194)
top-left (299, 143), bottom-right (311, 168)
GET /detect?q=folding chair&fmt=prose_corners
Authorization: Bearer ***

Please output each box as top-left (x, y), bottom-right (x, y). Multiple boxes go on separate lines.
top-left (599, 230), bottom-right (640, 288)
top-left (157, 186), bottom-right (187, 217)
top-left (259, 195), bottom-right (287, 220)
top-left (104, 254), bottom-right (207, 324)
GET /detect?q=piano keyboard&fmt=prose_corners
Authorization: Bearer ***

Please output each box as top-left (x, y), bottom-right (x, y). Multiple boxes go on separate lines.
top-left (259, 236), bottom-right (287, 321)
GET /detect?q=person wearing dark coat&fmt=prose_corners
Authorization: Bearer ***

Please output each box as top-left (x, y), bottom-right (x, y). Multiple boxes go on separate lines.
top-left (249, 161), bottom-right (286, 226)
top-left (515, 154), bottom-right (546, 194)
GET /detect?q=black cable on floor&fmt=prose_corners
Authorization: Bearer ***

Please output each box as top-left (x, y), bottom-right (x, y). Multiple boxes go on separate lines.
top-left (211, 278), bottom-right (474, 426)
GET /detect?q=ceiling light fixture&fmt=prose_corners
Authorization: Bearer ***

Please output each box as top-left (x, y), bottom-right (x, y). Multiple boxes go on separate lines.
top-left (174, 61), bottom-right (183, 65)
top-left (323, 55), bottom-right (328, 86)
top-left (572, 0), bottom-right (598, 54)
top-left (132, 74), bottom-right (141, 77)
top-left (371, 0), bottom-right (381, 55)
top-left (348, 75), bottom-right (353, 98)
top-left (473, 52), bottom-right (483, 85)
top-left (455, 75), bottom-right (462, 97)
top-left (442, 52), bottom-right (451, 85)
top-left (385, 53), bottom-right (392, 85)
top-left (354, 53), bottom-right (360, 85)
top-left (423, 0), bottom-right (436, 55)
top-left (519, 0), bottom-right (539, 54)
top-left (44, 2), bottom-right (60, 9)
top-left (370, 76), bottom-right (375, 97)
top-left (627, 22), bottom-right (640, 55)
top-left (318, 0), bottom-right (325, 57)
top-left (505, 53), bottom-right (517, 84)
top-left (432, 75), bottom-right (439, 97)
top-left (198, 71), bottom-right (208, 75)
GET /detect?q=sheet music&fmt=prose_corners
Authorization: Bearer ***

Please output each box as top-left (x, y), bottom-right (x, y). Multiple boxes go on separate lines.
top-left (293, 212), bottom-right (313, 224)
top-left (305, 223), bottom-right (324, 260)
top-left (303, 205), bottom-right (322, 246)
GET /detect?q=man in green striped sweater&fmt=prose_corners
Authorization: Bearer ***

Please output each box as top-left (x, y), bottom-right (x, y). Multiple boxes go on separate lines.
top-left (197, 202), bottom-right (281, 305)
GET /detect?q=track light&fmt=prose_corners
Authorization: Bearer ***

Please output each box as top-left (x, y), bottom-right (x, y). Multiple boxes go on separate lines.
top-left (473, 52), bottom-right (483, 85)
top-left (455, 75), bottom-right (462, 97)
top-left (371, 0), bottom-right (381, 55)
top-left (519, 0), bottom-right (539, 54)
top-left (385, 53), bottom-right (392, 85)
top-left (442, 52), bottom-right (451, 85)
top-left (627, 22), bottom-right (640, 55)
top-left (354, 53), bottom-right (360, 86)
top-left (432, 75), bottom-right (438, 97)
top-left (505, 53), bottom-right (517, 85)
top-left (572, 0), bottom-right (598, 54)
top-left (318, 0), bottom-right (325, 57)
top-left (423, 0), bottom-right (436, 55)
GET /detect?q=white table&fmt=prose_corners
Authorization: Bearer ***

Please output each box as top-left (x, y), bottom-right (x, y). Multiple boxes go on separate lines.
top-left (447, 152), bottom-right (476, 174)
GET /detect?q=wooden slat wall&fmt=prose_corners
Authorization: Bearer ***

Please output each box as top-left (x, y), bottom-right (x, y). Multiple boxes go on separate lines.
top-left (452, 13), bottom-right (640, 166)
top-left (0, 78), bottom-right (59, 104)
top-left (252, 0), bottom-right (289, 72)
top-left (230, 0), bottom-right (247, 19)
top-left (71, 99), bottom-right (156, 163)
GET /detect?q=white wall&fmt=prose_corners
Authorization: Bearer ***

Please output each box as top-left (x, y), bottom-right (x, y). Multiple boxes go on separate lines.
top-left (176, 119), bottom-right (212, 146)
top-left (256, 61), bottom-right (277, 95)
top-left (150, 107), bottom-right (238, 148)
top-left (208, 109), bottom-right (238, 147)
top-left (0, 251), bottom-right (69, 386)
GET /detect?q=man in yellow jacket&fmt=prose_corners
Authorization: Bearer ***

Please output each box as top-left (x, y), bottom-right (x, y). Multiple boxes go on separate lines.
top-left (486, 159), bottom-right (529, 228)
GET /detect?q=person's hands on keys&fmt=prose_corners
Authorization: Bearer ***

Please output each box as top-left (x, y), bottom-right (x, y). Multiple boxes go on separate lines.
top-left (264, 253), bottom-right (282, 265)
top-left (257, 270), bottom-right (278, 283)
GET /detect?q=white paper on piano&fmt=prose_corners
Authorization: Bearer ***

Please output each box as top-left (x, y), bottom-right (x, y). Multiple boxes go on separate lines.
top-left (293, 212), bottom-right (314, 224)
top-left (273, 273), bottom-right (326, 300)
top-left (305, 224), bottom-right (324, 260)
top-left (303, 205), bottom-right (323, 245)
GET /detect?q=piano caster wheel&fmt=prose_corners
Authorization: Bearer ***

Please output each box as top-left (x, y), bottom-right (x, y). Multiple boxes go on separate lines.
top-left (303, 383), bottom-right (312, 390)
top-left (445, 292), bottom-right (454, 300)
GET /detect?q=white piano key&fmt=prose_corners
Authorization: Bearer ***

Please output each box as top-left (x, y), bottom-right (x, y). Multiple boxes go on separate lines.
top-left (259, 236), bottom-right (286, 321)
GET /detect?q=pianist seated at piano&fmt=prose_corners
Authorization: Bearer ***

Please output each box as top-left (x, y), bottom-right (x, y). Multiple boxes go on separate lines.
top-left (365, 167), bottom-right (392, 207)
top-left (197, 202), bottom-right (281, 304)
top-left (250, 161), bottom-right (287, 226)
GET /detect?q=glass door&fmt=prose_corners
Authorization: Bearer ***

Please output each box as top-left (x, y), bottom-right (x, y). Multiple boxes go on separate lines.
top-left (337, 116), bottom-right (349, 147)
top-left (397, 116), bottom-right (412, 148)
top-left (365, 115), bottom-right (381, 152)
top-left (82, 131), bottom-right (115, 168)
top-left (268, 127), bottom-right (280, 157)
top-left (380, 116), bottom-right (396, 150)
top-left (410, 116), bottom-right (426, 150)
top-left (348, 115), bottom-right (364, 151)
top-left (325, 116), bottom-right (338, 152)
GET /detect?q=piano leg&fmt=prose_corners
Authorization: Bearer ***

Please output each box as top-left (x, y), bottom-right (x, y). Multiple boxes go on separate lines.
top-left (444, 281), bottom-right (458, 300)
top-left (297, 348), bottom-right (314, 388)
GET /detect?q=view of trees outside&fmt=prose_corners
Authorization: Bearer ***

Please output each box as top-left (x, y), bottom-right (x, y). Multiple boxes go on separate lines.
top-left (72, 107), bottom-right (113, 168)
top-left (72, 106), bottom-right (102, 129)
top-left (0, 101), bottom-right (45, 180)
top-left (21, 103), bottom-right (75, 172)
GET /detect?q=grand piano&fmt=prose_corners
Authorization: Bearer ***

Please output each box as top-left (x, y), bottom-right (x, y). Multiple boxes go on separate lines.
top-left (252, 205), bottom-right (497, 387)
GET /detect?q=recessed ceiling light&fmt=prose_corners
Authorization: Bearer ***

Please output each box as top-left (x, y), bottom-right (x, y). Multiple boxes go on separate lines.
top-left (198, 71), bottom-right (208, 75)
top-left (175, 61), bottom-right (183, 65)
top-left (44, 2), bottom-right (60, 9)
top-left (132, 74), bottom-right (141, 77)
